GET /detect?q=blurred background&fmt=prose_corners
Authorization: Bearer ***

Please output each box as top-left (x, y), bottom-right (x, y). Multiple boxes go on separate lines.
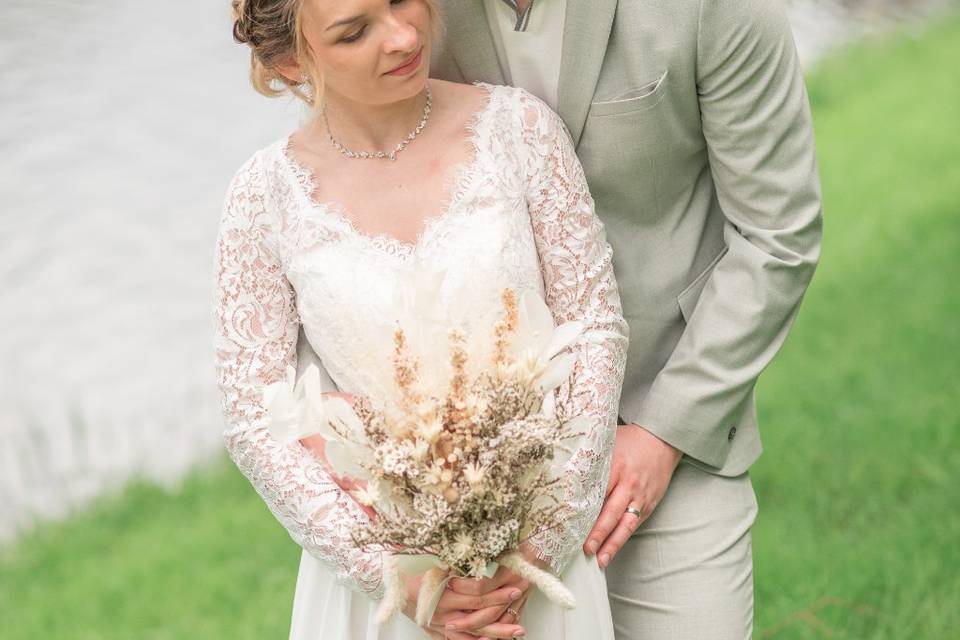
top-left (1, 0), bottom-right (957, 637)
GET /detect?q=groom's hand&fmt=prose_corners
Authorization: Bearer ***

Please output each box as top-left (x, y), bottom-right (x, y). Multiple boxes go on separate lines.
top-left (584, 424), bottom-right (683, 568)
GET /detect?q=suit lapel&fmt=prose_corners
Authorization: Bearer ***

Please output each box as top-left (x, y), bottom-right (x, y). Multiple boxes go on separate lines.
top-left (440, 1), bottom-right (507, 85)
top-left (557, 0), bottom-right (618, 146)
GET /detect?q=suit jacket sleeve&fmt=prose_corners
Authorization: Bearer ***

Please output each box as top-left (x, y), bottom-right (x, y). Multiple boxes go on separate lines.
top-left (629, 0), bottom-right (823, 469)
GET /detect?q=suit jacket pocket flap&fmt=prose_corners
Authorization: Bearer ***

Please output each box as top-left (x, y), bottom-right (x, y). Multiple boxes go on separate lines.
top-left (677, 246), bottom-right (728, 322)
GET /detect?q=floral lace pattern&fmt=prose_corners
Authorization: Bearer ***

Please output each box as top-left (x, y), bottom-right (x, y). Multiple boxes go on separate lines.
top-left (516, 91), bottom-right (629, 574)
top-left (212, 149), bottom-right (387, 596)
top-left (212, 82), bottom-right (628, 595)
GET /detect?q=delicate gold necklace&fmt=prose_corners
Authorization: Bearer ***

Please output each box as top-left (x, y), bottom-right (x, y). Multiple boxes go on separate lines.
top-left (323, 87), bottom-right (432, 161)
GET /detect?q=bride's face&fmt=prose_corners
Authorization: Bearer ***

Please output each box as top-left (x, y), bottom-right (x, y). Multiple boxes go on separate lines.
top-left (300, 0), bottom-right (432, 106)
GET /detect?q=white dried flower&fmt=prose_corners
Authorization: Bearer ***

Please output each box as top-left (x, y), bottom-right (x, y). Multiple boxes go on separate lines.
top-left (452, 533), bottom-right (474, 559)
top-left (415, 398), bottom-right (438, 420)
top-left (423, 461), bottom-right (444, 486)
top-left (354, 480), bottom-right (382, 507)
top-left (468, 557), bottom-right (488, 578)
top-left (418, 415), bottom-right (443, 443)
top-left (411, 438), bottom-right (430, 461)
top-left (465, 392), bottom-right (489, 415)
top-left (463, 462), bottom-right (486, 487)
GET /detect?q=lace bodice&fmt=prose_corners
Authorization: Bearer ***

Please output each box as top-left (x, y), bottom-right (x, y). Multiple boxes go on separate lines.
top-left (212, 82), bottom-right (628, 597)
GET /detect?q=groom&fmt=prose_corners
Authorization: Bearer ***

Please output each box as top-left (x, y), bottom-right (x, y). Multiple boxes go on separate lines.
top-left (431, 0), bottom-right (822, 637)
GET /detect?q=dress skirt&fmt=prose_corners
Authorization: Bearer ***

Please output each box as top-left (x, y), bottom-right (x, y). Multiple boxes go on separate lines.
top-left (288, 549), bottom-right (616, 640)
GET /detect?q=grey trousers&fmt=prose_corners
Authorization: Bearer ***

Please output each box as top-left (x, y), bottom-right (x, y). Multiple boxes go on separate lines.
top-left (604, 459), bottom-right (758, 639)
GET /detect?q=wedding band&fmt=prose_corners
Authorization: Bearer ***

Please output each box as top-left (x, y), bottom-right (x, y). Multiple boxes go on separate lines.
top-left (624, 505), bottom-right (642, 518)
top-left (506, 607), bottom-right (520, 620)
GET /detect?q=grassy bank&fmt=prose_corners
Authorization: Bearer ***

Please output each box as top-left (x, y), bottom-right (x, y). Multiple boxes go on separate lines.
top-left (751, 12), bottom-right (960, 639)
top-left (3, 13), bottom-right (959, 639)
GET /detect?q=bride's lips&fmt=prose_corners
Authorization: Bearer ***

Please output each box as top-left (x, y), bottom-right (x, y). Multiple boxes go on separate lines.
top-left (385, 47), bottom-right (423, 76)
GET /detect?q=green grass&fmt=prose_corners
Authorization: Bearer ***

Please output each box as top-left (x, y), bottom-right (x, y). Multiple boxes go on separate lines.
top-left (0, 461), bottom-right (300, 639)
top-left (751, 13), bottom-right (960, 639)
top-left (4, 14), bottom-right (960, 639)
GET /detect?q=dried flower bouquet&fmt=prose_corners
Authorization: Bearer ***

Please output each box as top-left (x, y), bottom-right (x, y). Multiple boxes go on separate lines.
top-left (264, 285), bottom-right (586, 624)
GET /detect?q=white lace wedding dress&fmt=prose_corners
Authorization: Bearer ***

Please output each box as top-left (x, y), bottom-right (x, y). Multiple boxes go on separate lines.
top-left (213, 82), bottom-right (627, 639)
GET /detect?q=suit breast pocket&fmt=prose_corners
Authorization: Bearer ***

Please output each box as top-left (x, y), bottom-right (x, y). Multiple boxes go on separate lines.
top-left (579, 69), bottom-right (674, 224)
top-left (589, 70), bottom-right (669, 117)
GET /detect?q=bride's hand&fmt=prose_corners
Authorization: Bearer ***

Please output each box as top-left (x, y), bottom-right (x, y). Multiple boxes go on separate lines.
top-left (445, 543), bottom-right (548, 639)
top-left (401, 573), bottom-right (527, 639)
top-left (297, 392), bottom-right (378, 519)
top-left (442, 563), bottom-right (536, 639)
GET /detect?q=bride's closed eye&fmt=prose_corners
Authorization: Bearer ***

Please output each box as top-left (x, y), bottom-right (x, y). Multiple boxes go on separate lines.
top-left (340, 0), bottom-right (408, 44)
top-left (340, 26), bottom-right (367, 44)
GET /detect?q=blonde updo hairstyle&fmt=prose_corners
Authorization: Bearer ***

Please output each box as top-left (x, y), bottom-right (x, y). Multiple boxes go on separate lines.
top-left (231, 0), bottom-right (442, 114)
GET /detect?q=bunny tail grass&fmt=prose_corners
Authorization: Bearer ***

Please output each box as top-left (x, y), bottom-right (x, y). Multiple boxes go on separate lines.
top-left (499, 552), bottom-right (576, 609)
top-left (415, 567), bottom-right (448, 626)
top-left (375, 554), bottom-right (404, 625)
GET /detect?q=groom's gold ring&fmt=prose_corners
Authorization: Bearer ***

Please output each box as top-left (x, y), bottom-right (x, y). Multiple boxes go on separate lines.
top-left (624, 505), bottom-right (643, 518)
top-left (506, 607), bottom-right (520, 620)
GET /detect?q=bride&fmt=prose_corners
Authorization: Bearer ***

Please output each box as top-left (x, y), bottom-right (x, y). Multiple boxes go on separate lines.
top-left (214, 0), bottom-right (628, 638)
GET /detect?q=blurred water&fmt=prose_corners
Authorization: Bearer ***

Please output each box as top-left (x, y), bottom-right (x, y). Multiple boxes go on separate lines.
top-left (0, 0), bottom-right (952, 544)
top-left (787, 0), bottom-right (956, 65)
top-left (0, 0), bottom-right (302, 542)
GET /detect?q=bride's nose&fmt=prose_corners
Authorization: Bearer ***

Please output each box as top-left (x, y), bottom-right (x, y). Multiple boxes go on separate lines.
top-left (382, 16), bottom-right (419, 55)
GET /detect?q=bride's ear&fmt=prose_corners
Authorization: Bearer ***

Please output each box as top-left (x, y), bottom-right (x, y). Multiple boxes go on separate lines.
top-left (275, 56), bottom-right (303, 85)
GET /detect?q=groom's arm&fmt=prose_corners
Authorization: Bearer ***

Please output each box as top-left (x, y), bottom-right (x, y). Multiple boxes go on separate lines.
top-left (629, 0), bottom-right (823, 469)
top-left (586, 0), bottom-right (822, 561)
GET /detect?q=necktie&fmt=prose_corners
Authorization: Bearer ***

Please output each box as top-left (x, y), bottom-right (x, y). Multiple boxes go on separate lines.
top-left (499, 0), bottom-right (536, 31)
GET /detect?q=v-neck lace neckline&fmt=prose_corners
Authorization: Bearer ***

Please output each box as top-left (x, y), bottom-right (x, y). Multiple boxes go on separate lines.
top-left (278, 81), bottom-right (501, 260)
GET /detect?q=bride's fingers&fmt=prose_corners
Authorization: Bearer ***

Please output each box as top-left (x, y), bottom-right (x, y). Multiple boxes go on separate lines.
top-left (448, 567), bottom-right (508, 595)
top-left (442, 603), bottom-right (511, 634)
top-left (449, 566), bottom-right (527, 596)
top-left (477, 591), bottom-right (529, 640)
top-left (583, 482), bottom-right (633, 557)
top-left (469, 621), bottom-right (526, 639)
top-left (426, 626), bottom-right (476, 640)
top-left (438, 585), bottom-right (523, 613)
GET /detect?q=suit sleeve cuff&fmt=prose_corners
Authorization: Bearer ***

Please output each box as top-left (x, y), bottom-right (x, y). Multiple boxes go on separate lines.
top-left (623, 387), bottom-right (737, 470)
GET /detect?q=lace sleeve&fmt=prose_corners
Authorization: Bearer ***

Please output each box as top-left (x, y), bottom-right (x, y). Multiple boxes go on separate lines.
top-left (212, 152), bottom-right (384, 597)
top-left (517, 92), bottom-right (629, 576)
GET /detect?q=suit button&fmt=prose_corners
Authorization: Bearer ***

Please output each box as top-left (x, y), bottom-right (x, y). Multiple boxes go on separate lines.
top-left (728, 426), bottom-right (737, 441)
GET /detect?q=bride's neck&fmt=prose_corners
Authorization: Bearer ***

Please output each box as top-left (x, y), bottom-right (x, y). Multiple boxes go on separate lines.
top-left (317, 85), bottom-right (431, 152)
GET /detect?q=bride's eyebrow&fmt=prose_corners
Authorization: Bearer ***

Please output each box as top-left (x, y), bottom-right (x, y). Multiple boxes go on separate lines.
top-left (326, 14), bottom-right (365, 32)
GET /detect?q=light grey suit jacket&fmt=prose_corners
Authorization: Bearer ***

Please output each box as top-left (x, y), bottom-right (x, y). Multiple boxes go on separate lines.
top-left (430, 0), bottom-right (823, 476)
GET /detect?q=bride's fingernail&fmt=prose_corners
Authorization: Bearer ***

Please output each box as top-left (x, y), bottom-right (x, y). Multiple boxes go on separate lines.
top-left (510, 589), bottom-right (522, 600)
top-left (586, 540), bottom-right (598, 554)
top-left (512, 630), bottom-right (525, 638)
